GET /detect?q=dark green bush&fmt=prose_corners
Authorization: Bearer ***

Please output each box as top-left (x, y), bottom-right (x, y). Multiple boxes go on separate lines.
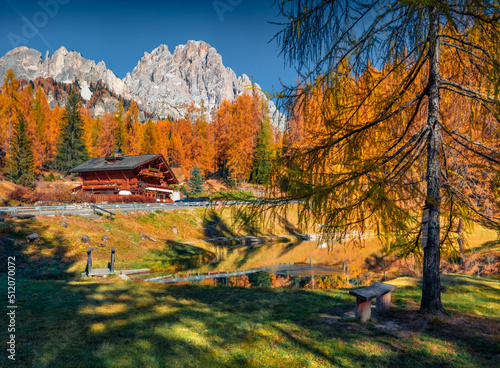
top-left (43, 172), bottom-right (56, 182)
top-left (248, 271), bottom-right (272, 287)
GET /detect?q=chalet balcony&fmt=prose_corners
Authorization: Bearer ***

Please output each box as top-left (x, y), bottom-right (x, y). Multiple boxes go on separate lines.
top-left (138, 168), bottom-right (165, 179)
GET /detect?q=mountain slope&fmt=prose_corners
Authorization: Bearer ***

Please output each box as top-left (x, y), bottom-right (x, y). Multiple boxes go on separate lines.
top-left (0, 42), bottom-right (283, 125)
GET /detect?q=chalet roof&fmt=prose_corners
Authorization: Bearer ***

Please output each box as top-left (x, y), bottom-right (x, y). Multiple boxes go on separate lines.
top-left (70, 154), bottom-right (161, 173)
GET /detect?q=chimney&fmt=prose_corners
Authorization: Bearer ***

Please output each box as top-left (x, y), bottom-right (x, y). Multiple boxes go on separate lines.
top-left (114, 148), bottom-right (122, 158)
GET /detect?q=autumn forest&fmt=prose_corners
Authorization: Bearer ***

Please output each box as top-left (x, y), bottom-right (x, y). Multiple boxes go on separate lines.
top-left (0, 70), bottom-right (279, 186)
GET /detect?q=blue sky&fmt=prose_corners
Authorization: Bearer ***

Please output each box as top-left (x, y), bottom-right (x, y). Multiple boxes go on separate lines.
top-left (0, 0), bottom-right (296, 95)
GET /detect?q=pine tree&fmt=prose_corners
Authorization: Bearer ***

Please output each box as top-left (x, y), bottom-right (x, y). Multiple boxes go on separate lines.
top-left (54, 90), bottom-right (89, 173)
top-left (9, 111), bottom-right (36, 187)
top-left (251, 103), bottom-right (274, 185)
top-left (187, 163), bottom-right (205, 196)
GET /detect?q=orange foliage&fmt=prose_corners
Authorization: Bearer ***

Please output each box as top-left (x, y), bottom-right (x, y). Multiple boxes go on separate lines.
top-left (229, 275), bottom-right (251, 287)
top-left (213, 91), bottom-right (270, 183)
top-left (1, 70), bottom-right (277, 185)
top-left (99, 113), bottom-right (116, 157)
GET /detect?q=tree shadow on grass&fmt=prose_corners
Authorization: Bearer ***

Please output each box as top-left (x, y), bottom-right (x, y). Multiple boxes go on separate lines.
top-left (203, 210), bottom-right (236, 238)
top-left (443, 274), bottom-right (499, 289)
top-left (471, 239), bottom-right (500, 253)
top-left (14, 282), bottom-right (355, 367)
top-left (375, 305), bottom-right (499, 366)
top-left (0, 218), bottom-right (81, 280)
top-left (276, 214), bottom-right (302, 236)
top-left (203, 208), bottom-right (269, 239)
top-left (15, 278), bottom-right (500, 368)
top-left (143, 240), bottom-right (216, 271)
top-left (5, 218), bottom-right (498, 367)
top-left (363, 252), bottom-right (397, 273)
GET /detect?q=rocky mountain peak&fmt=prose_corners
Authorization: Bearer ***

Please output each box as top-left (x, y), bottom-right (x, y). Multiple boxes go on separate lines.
top-left (5, 46), bottom-right (31, 57)
top-left (0, 45), bottom-right (129, 96)
top-left (173, 40), bottom-right (212, 60)
top-left (0, 41), bottom-right (284, 126)
top-left (53, 46), bottom-right (68, 56)
top-left (152, 44), bottom-right (170, 56)
top-left (124, 40), bottom-right (270, 120)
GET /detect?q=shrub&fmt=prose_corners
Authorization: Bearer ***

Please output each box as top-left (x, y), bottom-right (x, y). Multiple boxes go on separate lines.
top-left (35, 189), bottom-right (162, 205)
top-left (211, 190), bottom-right (255, 201)
top-left (270, 274), bottom-right (293, 288)
top-left (36, 189), bottom-right (87, 204)
top-left (43, 173), bottom-right (56, 182)
top-left (180, 185), bottom-right (188, 196)
top-left (248, 271), bottom-right (272, 287)
top-left (229, 275), bottom-right (251, 288)
top-left (8, 187), bottom-right (37, 204)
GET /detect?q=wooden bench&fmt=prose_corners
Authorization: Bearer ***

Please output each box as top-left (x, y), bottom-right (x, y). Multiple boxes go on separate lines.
top-left (349, 282), bottom-right (397, 321)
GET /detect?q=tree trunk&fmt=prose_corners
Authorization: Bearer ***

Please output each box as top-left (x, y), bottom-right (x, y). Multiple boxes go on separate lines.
top-left (421, 7), bottom-right (444, 315)
top-left (457, 217), bottom-right (465, 269)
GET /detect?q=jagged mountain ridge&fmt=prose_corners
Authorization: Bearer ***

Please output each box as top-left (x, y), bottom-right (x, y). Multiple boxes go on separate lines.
top-left (17, 77), bottom-right (153, 120)
top-left (0, 41), bottom-right (281, 124)
top-left (0, 46), bottom-right (129, 97)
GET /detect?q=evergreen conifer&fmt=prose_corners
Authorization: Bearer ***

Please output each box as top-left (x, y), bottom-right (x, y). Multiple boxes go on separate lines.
top-left (114, 102), bottom-right (126, 153)
top-left (9, 112), bottom-right (36, 187)
top-left (54, 90), bottom-right (89, 173)
top-left (187, 163), bottom-right (205, 196)
top-left (251, 117), bottom-right (274, 185)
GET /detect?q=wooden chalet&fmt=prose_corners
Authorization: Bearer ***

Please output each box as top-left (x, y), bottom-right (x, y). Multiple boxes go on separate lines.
top-left (70, 150), bottom-right (178, 202)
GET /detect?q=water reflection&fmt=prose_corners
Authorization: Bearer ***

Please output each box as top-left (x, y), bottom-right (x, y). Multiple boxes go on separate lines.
top-left (131, 239), bottom-right (348, 282)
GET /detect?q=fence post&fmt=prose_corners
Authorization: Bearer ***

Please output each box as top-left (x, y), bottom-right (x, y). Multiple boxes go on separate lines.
top-left (87, 249), bottom-right (92, 276)
top-left (110, 247), bottom-right (115, 273)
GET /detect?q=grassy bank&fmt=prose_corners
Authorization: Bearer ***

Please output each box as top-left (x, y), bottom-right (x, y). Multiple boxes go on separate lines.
top-left (1, 206), bottom-right (498, 282)
top-left (6, 274), bottom-right (499, 367)
top-left (0, 206), bottom-right (313, 279)
top-left (1, 206), bottom-right (499, 367)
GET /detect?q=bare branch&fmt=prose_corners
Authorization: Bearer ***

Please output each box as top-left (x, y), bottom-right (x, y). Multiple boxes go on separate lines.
top-left (388, 127), bottom-right (429, 180)
top-left (440, 78), bottom-right (500, 103)
top-left (442, 128), bottom-right (500, 164)
top-left (441, 41), bottom-right (493, 65)
top-left (439, 34), bottom-right (491, 57)
top-left (441, 86), bottom-right (494, 104)
top-left (450, 187), bottom-right (500, 227)
top-left (442, 127), bottom-right (500, 154)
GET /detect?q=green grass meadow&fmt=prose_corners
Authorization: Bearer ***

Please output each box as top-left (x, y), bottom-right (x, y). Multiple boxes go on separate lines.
top-left (1, 211), bottom-right (499, 367)
top-left (4, 274), bottom-right (499, 368)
